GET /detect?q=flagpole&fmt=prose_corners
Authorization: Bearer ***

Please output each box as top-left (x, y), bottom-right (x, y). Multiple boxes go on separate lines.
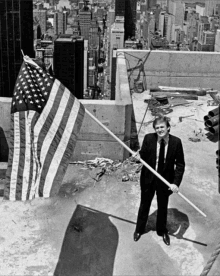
top-left (85, 109), bottom-right (207, 218)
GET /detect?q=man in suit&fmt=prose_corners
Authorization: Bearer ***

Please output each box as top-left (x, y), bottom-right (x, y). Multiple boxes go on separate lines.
top-left (133, 115), bottom-right (185, 246)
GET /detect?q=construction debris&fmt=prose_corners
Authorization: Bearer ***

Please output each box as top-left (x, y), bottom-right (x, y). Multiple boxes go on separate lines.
top-left (144, 98), bottom-right (173, 116)
top-left (151, 92), bottom-right (198, 100)
top-left (168, 97), bottom-right (189, 107)
top-left (188, 137), bottom-right (201, 142)
top-left (156, 86), bottom-right (208, 96)
top-left (71, 157), bottom-right (142, 183)
top-left (179, 114), bottom-right (194, 122)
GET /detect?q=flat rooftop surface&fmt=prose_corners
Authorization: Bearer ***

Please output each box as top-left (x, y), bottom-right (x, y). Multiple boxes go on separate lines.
top-left (0, 91), bottom-right (219, 275)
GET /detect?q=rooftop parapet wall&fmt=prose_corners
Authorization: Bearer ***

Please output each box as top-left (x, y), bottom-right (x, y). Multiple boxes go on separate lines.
top-left (75, 53), bottom-right (132, 161)
top-left (122, 49), bottom-right (220, 90)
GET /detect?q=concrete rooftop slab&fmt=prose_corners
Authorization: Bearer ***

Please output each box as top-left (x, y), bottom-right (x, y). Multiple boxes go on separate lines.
top-left (0, 92), bottom-right (219, 276)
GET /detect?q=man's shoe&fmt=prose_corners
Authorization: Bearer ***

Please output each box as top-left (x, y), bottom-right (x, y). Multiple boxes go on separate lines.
top-left (134, 232), bottom-right (141, 242)
top-left (162, 233), bottom-right (170, 246)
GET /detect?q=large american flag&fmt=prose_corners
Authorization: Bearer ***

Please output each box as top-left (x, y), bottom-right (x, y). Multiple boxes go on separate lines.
top-left (4, 59), bottom-right (85, 201)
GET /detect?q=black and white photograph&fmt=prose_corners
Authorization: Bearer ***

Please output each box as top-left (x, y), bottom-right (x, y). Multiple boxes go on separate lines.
top-left (0, 0), bottom-right (219, 275)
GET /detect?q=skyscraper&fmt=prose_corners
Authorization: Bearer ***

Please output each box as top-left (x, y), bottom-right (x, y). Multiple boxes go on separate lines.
top-left (79, 3), bottom-right (92, 40)
top-left (33, 9), bottom-right (47, 35)
top-left (89, 17), bottom-right (100, 47)
top-left (54, 36), bottom-right (84, 99)
top-left (125, 0), bottom-right (137, 40)
top-left (54, 11), bottom-right (68, 35)
top-left (115, 0), bottom-right (126, 16)
top-left (205, 0), bottom-right (220, 16)
top-left (0, 0), bottom-right (34, 97)
top-left (115, 0), bottom-right (137, 40)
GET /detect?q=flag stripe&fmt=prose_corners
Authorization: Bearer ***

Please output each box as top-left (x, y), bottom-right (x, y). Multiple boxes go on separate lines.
top-left (15, 112), bottom-right (26, 200)
top-left (34, 79), bottom-right (61, 139)
top-left (36, 81), bottom-right (65, 164)
top-left (36, 86), bottom-right (69, 196)
top-left (32, 81), bottom-right (66, 197)
top-left (37, 88), bottom-right (75, 196)
top-left (9, 113), bottom-right (21, 201)
top-left (43, 98), bottom-right (81, 197)
top-left (4, 116), bottom-right (15, 200)
top-left (50, 103), bottom-right (85, 197)
top-left (29, 80), bottom-right (61, 197)
top-left (26, 111), bottom-right (40, 200)
top-left (21, 111), bottom-right (35, 200)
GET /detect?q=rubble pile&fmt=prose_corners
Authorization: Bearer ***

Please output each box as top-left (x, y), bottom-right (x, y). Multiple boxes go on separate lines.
top-left (71, 157), bottom-right (142, 183)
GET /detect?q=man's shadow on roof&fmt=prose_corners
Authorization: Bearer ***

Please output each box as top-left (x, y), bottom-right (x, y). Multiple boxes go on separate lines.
top-left (143, 208), bottom-right (207, 247)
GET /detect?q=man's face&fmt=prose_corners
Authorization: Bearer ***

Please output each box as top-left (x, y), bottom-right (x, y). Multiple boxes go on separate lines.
top-left (154, 121), bottom-right (170, 138)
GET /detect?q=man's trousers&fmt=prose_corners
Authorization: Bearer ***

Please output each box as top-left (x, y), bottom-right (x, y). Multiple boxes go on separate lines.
top-left (135, 181), bottom-right (170, 235)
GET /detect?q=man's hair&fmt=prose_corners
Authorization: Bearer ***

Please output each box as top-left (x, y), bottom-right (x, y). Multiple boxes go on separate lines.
top-left (153, 115), bottom-right (171, 130)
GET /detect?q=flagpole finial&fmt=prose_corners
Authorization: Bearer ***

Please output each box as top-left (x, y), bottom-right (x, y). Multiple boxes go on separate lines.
top-left (23, 55), bottom-right (40, 69)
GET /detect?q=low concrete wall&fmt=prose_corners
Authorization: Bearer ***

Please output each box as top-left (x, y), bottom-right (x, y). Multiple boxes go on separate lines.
top-left (75, 52), bottom-right (132, 161)
top-left (0, 53), bottom-right (132, 162)
top-left (122, 49), bottom-right (220, 90)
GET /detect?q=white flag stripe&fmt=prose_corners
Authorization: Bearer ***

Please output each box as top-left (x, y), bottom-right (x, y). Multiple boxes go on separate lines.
top-left (43, 98), bottom-right (80, 197)
top-left (9, 113), bottom-right (20, 201)
top-left (34, 79), bottom-right (60, 138)
top-left (21, 111), bottom-right (35, 201)
top-left (34, 87), bottom-right (70, 196)
top-left (29, 80), bottom-right (61, 198)
top-left (29, 127), bottom-right (40, 200)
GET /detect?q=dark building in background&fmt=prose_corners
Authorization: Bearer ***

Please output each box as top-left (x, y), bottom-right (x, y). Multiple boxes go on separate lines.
top-left (115, 0), bottom-right (125, 16)
top-left (125, 0), bottom-right (137, 40)
top-left (115, 0), bottom-right (137, 40)
top-left (110, 49), bottom-right (117, 100)
top-left (54, 35), bottom-right (84, 99)
top-left (0, 0), bottom-right (34, 97)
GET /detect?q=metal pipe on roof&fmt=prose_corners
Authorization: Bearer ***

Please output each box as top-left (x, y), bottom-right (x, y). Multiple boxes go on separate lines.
top-left (206, 115), bottom-right (219, 127)
top-left (204, 115), bottom-right (211, 121)
top-left (209, 125), bottom-right (219, 135)
top-left (208, 107), bottom-right (219, 117)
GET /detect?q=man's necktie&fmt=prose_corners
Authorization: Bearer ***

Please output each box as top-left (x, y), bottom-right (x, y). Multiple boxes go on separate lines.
top-left (157, 139), bottom-right (165, 174)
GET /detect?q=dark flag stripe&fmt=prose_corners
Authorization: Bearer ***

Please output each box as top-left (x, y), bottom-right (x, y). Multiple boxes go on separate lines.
top-left (4, 115), bottom-right (15, 200)
top-left (6, 113), bottom-right (21, 200)
top-left (37, 89), bottom-right (75, 196)
top-left (42, 95), bottom-right (82, 197)
top-left (15, 112), bottom-right (26, 200)
top-left (36, 81), bottom-right (65, 164)
top-left (30, 81), bottom-right (69, 197)
top-left (26, 111), bottom-right (39, 200)
top-left (50, 104), bottom-right (85, 197)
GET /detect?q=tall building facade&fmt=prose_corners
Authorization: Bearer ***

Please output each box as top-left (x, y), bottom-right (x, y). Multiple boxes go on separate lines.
top-left (110, 16), bottom-right (124, 81)
top-left (54, 36), bottom-right (84, 99)
top-left (108, 8), bottom-right (115, 26)
top-left (205, 0), bottom-right (220, 16)
top-left (0, 0), bottom-right (34, 97)
top-left (125, 0), bottom-right (137, 40)
top-left (33, 9), bottom-right (47, 35)
top-left (89, 17), bottom-right (100, 47)
top-left (54, 11), bottom-right (68, 35)
top-left (79, 6), bottom-right (92, 40)
top-left (115, 0), bottom-right (126, 16)
top-left (115, 0), bottom-right (137, 40)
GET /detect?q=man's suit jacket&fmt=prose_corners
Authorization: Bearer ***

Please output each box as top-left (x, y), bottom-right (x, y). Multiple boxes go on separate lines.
top-left (139, 133), bottom-right (185, 193)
